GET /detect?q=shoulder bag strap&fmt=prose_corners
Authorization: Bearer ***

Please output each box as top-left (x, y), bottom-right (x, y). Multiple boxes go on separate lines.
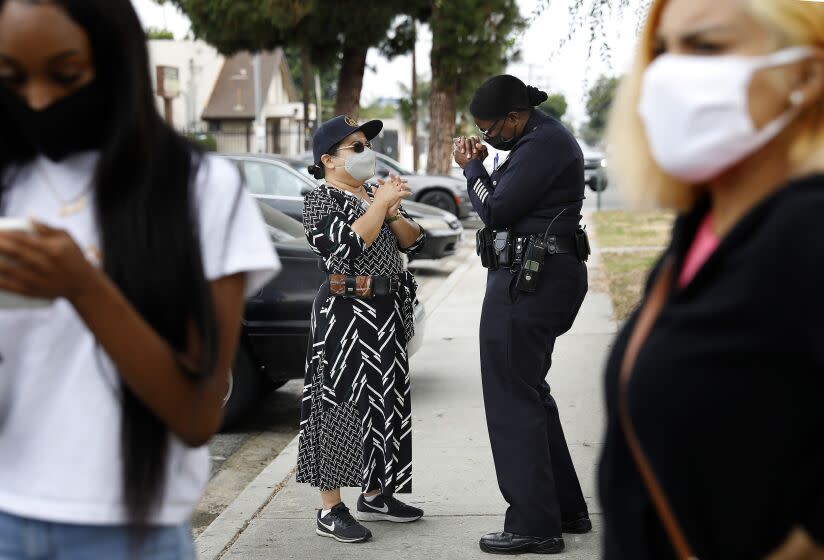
top-left (617, 258), bottom-right (699, 560)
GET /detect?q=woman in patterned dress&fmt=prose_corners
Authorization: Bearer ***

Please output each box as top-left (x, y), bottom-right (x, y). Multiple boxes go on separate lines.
top-left (296, 116), bottom-right (427, 544)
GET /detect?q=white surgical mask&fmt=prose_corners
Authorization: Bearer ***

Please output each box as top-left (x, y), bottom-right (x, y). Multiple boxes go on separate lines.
top-left (339, 147), bottom-right (377, 182)
top-left (639, 47), bottom-right (812, 183)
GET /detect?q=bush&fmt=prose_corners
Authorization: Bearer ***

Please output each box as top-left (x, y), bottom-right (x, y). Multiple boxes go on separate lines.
top-left (186, 132), bottom-right (218, 152)
top-left (145, 27), bottom-right (174, 40)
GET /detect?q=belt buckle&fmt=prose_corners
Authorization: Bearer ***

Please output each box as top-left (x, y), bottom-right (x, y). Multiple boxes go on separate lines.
top-left (389, 276), bottom-right (400, 293)
top-left (345, 276), bottom-right (357, 296)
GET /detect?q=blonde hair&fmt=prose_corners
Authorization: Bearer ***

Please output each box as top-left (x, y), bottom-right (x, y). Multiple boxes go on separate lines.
top-left (606, 0), bottom-right (824, 211)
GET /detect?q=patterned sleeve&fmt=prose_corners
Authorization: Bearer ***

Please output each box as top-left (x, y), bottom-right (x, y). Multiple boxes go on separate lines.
top-left (303, 188), bottom-right (366, 259)
top-left (396, 205), bottom-right (427, 255)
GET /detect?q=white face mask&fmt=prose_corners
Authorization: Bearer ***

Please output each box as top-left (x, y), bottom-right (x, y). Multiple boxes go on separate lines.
top-left (337, 147), bottom-right (377, 182)
top-left (639, 47), bottom-right (812, 184)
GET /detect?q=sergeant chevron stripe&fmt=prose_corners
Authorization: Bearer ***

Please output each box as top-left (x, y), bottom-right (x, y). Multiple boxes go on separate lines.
top-left (473, 178), bottom-right (490, 203)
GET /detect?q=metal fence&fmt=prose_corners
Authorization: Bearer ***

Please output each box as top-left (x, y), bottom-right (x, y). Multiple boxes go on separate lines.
top-left (184, 126), bottom-right (310, 156)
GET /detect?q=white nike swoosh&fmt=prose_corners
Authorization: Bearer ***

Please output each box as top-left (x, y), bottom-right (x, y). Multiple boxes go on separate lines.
top-left (318, 519), bottom-right (335, 531)
top-left (363, 501), bottom-right (390, 513)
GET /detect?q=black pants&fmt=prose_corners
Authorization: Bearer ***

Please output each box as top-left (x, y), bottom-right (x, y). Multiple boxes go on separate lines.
top-left (480, 255), bottom-right (588, 537)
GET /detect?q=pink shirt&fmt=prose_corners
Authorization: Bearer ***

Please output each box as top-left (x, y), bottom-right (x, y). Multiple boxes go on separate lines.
top-left (679, 213), bottom-right (720, 288)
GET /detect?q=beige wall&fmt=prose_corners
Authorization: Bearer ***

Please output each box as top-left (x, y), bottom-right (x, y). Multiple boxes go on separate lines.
top-left (147, 39), bottom-right (224, 131)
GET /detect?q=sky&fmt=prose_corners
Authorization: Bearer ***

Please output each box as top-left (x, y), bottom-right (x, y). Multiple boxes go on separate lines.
top-left (131, 0), bottom-right (645, 127)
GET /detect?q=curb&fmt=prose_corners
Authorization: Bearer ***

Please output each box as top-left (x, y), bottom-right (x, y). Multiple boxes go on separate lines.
top-left (195, 250), bottom-right (478, 559)
top-left (196, 437), bottom-right (299, 560)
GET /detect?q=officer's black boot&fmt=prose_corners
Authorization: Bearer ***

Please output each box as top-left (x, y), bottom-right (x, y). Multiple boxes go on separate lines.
top-left (479, 532), bottom-right (565, 555)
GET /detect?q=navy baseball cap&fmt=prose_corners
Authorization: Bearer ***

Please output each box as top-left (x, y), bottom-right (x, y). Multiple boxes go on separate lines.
top-left (312, 115), bottom-right (383, 164)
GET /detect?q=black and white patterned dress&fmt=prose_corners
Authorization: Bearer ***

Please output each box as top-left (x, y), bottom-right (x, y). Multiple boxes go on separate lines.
top-left (296, 183), bottom-right (426, 494)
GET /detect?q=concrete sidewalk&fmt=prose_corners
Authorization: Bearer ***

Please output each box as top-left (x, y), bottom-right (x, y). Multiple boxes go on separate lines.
top-left (198, 245), bottom-right (617, 559)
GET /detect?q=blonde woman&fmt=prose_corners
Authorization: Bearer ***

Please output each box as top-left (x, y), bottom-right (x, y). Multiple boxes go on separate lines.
top-left (598, 0), bottom-right (824, 559)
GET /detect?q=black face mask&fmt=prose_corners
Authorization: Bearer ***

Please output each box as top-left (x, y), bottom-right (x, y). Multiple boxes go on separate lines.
top-left (483, 119), bottom-right (519, 152)
top-left (0, 80), bottom-right (108, 162)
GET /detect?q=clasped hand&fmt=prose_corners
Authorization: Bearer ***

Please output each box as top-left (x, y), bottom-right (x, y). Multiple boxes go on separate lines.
top-left (374, 173), bottom-right (412, 219)
top-left (453, 136), bottom-right (489, 169)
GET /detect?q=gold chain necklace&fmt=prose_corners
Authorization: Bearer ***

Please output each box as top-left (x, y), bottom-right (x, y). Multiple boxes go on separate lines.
top-left (36, 163), bottom-right (92, 218)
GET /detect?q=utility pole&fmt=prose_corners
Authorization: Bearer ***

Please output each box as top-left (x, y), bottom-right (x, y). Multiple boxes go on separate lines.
top-left (525, 63), bottom-right (539, 85)
top-left (252, 54), bottom-right (264, 153)
top-left (315, 71), bottom-right (322, 130)
top-left (301, 49), bottom-right (312, 151)
top-left (410, 18), bottom-right (419, 173)
top-left (187, 57), bottom-right (197, 130)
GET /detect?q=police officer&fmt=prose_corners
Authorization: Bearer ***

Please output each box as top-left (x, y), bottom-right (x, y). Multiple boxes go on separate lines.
top-left (454, 75), bottom-right (592, 555)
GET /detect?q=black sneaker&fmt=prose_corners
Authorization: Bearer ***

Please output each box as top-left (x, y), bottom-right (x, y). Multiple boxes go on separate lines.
top-left (356, 493), bottom-right (424, 523)
top-left (316, 503), bottom-right (372, 543)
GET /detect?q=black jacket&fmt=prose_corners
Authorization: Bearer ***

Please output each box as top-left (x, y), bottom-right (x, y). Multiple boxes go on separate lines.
top-left (464, 110), bottom-right (585, 236)
top-left (599, 174), bottom-right (824, 559)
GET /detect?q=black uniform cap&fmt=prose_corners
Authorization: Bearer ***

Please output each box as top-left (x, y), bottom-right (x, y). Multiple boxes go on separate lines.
top-left (470, 75), bottom-right (549, 120)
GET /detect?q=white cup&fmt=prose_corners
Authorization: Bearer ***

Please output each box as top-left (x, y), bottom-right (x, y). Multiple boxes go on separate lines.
top-left (0, 218), bottom-right (52, 309)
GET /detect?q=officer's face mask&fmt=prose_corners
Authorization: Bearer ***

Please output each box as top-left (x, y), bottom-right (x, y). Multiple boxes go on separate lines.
top-left (334, 145), bottom-right (377, 183)
top-left (0, 80), bottom-right (107, 162)
top-left (481, 117), bottom-right (519, 151)
top-left (638, 47), bottom-right (813, 184)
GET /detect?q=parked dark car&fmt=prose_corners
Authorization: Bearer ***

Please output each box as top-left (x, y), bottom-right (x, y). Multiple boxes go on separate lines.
top-left (224, 202), bottom-right (427, 428)
top-left (223, 203), bottom-right (324, 427)
top-left (224, 153), bottom-right (464, 261)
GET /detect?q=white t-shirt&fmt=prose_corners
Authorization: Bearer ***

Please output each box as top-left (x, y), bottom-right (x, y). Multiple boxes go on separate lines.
top-left (0, 151), bottom-right (280, 525)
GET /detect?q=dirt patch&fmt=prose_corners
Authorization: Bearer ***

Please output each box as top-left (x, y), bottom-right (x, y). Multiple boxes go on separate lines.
top-left (601, 251), bottom-right (663, 321)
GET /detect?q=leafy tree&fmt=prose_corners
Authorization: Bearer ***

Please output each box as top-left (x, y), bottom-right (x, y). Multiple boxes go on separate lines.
top-left (583, 75), bottom-right (619, 145)
top-left (165, 0), bottom-right (427, 120)
top-left (284, 47), bottom-right (339, 123)
top-left (397, 78), bottom-right (431, 129)
top-left (360, 102), bottom-right (397, 120)
top-left (145, 27), bottom-right (175, 40)
top-left (157, 1), bottom-right (312, 54)
top-left (427, 0), bottom-right (525, 174)
top-left (538, 93), bottom-right (568, 120)
top-left (534, 0), bottom-right (652, 63)
top-left (381, 17), bottom-right (429, 172)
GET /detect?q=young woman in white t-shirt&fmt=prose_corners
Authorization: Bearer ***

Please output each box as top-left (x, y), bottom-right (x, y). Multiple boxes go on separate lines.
top-left (0, 0), bottom-right (279, 557)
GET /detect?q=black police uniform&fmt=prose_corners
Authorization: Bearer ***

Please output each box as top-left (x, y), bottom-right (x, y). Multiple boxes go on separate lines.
top-left (464, 110), bottom-right (589, 538)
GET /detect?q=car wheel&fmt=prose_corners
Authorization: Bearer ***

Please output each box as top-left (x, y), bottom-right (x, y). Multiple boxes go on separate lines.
top-left (221, 345), bottom-right (260, 430)
top-left (588, 181), bottom-right (607, 192)
top-left (419, 190), bottom-right (459, 217)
